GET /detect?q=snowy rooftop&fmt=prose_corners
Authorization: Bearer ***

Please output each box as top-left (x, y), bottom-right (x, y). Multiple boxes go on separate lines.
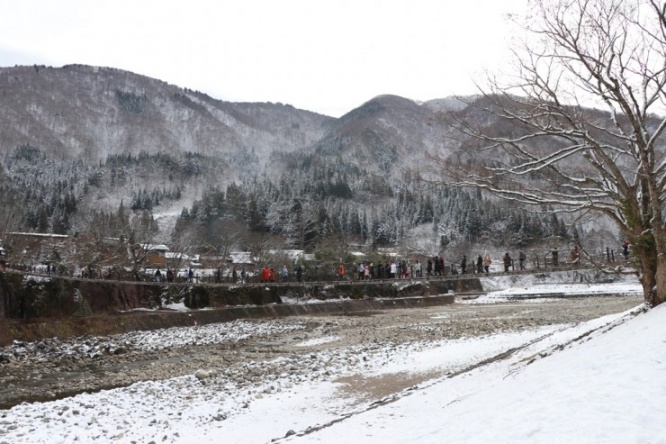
top-left (140, 243), bottom-right (169, 252)
top-left (165, 252), bottom-right (199, 261)
top-left (228, 251), bottom-right (253, 264)
top-left (8, 232), bottom-right (69, 238)
top-left (268, 249), bottom-right (305, 260)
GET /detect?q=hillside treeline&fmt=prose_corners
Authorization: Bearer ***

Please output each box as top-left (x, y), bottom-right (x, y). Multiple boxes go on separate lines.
top-left (0, 148), bottom-right (572, 254)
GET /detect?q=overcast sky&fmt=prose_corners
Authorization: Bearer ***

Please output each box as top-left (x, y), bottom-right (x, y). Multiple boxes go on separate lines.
top-left (0, 0), bottom-right (527, 117)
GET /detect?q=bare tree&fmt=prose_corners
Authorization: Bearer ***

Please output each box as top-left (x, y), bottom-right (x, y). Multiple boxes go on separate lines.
top-left (119, 210), bottom-right (161, 276)
top-left (437, 0), bottom-right (666, 307)
top-left (0, 184), bottom-right (26, 256)
top-left (203, 219), bottom-right (246, 272)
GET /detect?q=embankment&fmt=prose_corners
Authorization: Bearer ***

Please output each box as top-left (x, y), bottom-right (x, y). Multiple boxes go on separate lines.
top-left (0, 272), bottom-right (478, 344)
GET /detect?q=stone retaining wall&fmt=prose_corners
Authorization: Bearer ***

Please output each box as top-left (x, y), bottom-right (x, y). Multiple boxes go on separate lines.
top-left (0, 271), bottom-right (481, 320)
top-left (0, 295), bottom-right (456, 346)
top-left (0, 271), bottom-right (477, 345)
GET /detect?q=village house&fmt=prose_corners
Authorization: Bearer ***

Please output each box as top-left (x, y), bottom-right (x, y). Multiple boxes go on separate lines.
top-left (137, 243), bottom-right (169, 268)
top-left (165, 251), bottom-right (201, 270)
top-left (227, 252), bottom-right (254, 266)
top-left (6, 232), bottom-right (72, 265)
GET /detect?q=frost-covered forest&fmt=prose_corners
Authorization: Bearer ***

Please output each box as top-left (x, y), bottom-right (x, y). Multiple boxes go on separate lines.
top-left (0, 145), bottom-right (575, 257)
top-left (0, 64), bottom-right (611, 260)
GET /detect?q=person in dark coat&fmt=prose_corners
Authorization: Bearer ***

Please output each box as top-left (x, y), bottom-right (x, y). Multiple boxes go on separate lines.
top-left (477, 255), bottom-right (483, 273)
top-left (570, 246), bottom-right (580, 267)
top-left (519, 251), bottom-right (527, 270)
top-left (503, 252), bottom-right (512, 272)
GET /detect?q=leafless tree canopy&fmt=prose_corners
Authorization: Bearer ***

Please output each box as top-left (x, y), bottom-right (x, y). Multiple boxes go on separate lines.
top-left (439, 0), bottom-right (666, 306)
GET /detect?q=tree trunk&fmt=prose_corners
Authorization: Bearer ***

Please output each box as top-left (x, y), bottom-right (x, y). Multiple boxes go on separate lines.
top-left (636, 239), bottom-right (666, 307)
top-left (652, 257), bottom-right (666, 307)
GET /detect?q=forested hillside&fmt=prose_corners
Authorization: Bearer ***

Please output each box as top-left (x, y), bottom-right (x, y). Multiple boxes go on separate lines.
top-left (0, 64), bottom-right (601, 259)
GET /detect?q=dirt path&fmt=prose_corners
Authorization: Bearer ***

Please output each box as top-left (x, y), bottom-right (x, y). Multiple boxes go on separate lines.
top-left (0, 295), bottom-right (641, 410)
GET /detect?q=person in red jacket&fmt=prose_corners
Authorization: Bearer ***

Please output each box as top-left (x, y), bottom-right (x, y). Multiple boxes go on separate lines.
top-left (262, 266), bottom-right (271, 282)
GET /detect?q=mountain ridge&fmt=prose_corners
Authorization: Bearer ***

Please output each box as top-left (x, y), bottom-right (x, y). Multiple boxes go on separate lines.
top-left (0, 64), bottom-right (335, 164)
top-left (0, 64), bottom-right (587, 257)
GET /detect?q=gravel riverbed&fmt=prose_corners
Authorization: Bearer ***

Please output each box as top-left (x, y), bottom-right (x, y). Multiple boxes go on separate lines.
top-left (0, 295), bottom-right (640, 411)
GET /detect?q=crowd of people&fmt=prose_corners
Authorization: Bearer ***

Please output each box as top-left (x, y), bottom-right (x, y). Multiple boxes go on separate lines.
top-left (259, 265), bottom-right (304, 283)
top-left (336, 253), bottom-right (516, 282)
top-left (337, 246), bottom-right (592, 282)
top-left (153, 268), bottom-right (195, 283)
top-left (144, 247), bottom-right (583, 284)
top-left (0, 242), bottom-right (631, 286)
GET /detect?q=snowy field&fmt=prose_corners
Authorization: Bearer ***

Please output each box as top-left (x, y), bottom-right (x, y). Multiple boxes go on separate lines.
top-left (1, 272), bottom-right (664, 443)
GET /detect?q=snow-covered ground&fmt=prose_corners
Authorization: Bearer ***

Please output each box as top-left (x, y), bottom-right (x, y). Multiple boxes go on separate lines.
top-left (1, 272), bottom-right (664, 443)
top-left (473, 270), bottom-right (643, 301)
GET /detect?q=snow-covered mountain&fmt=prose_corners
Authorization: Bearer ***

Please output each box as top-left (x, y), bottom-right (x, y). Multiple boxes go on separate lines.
top-left (0, 65), bottom-right (333, 165)
top-left (0, 64), bottom-right (586, 252)
top-left (0, 65), bottom-right (460, 190)
top-left (0, 64), bottom-right (450, 202)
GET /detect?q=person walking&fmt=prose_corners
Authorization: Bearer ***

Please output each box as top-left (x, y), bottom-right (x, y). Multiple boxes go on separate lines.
top-left (570, 245), bottom-right (580, 266)
top-left (262, 266), bottom-right (271, 282)
top-left (484, 253), bottom-right (492, 273)
top-left (519, 251), bottom-right (527, 270)
top-left (503, 252), bottom-right (512, 272)
top-left (477, 255), bottom-right (483, 274)
top-left (338, 263), bottom-right (345, 280)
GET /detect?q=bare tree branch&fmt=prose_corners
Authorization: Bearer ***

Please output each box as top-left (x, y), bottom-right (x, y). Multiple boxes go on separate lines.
top-left (434, 0), bottom-right (666, 307)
